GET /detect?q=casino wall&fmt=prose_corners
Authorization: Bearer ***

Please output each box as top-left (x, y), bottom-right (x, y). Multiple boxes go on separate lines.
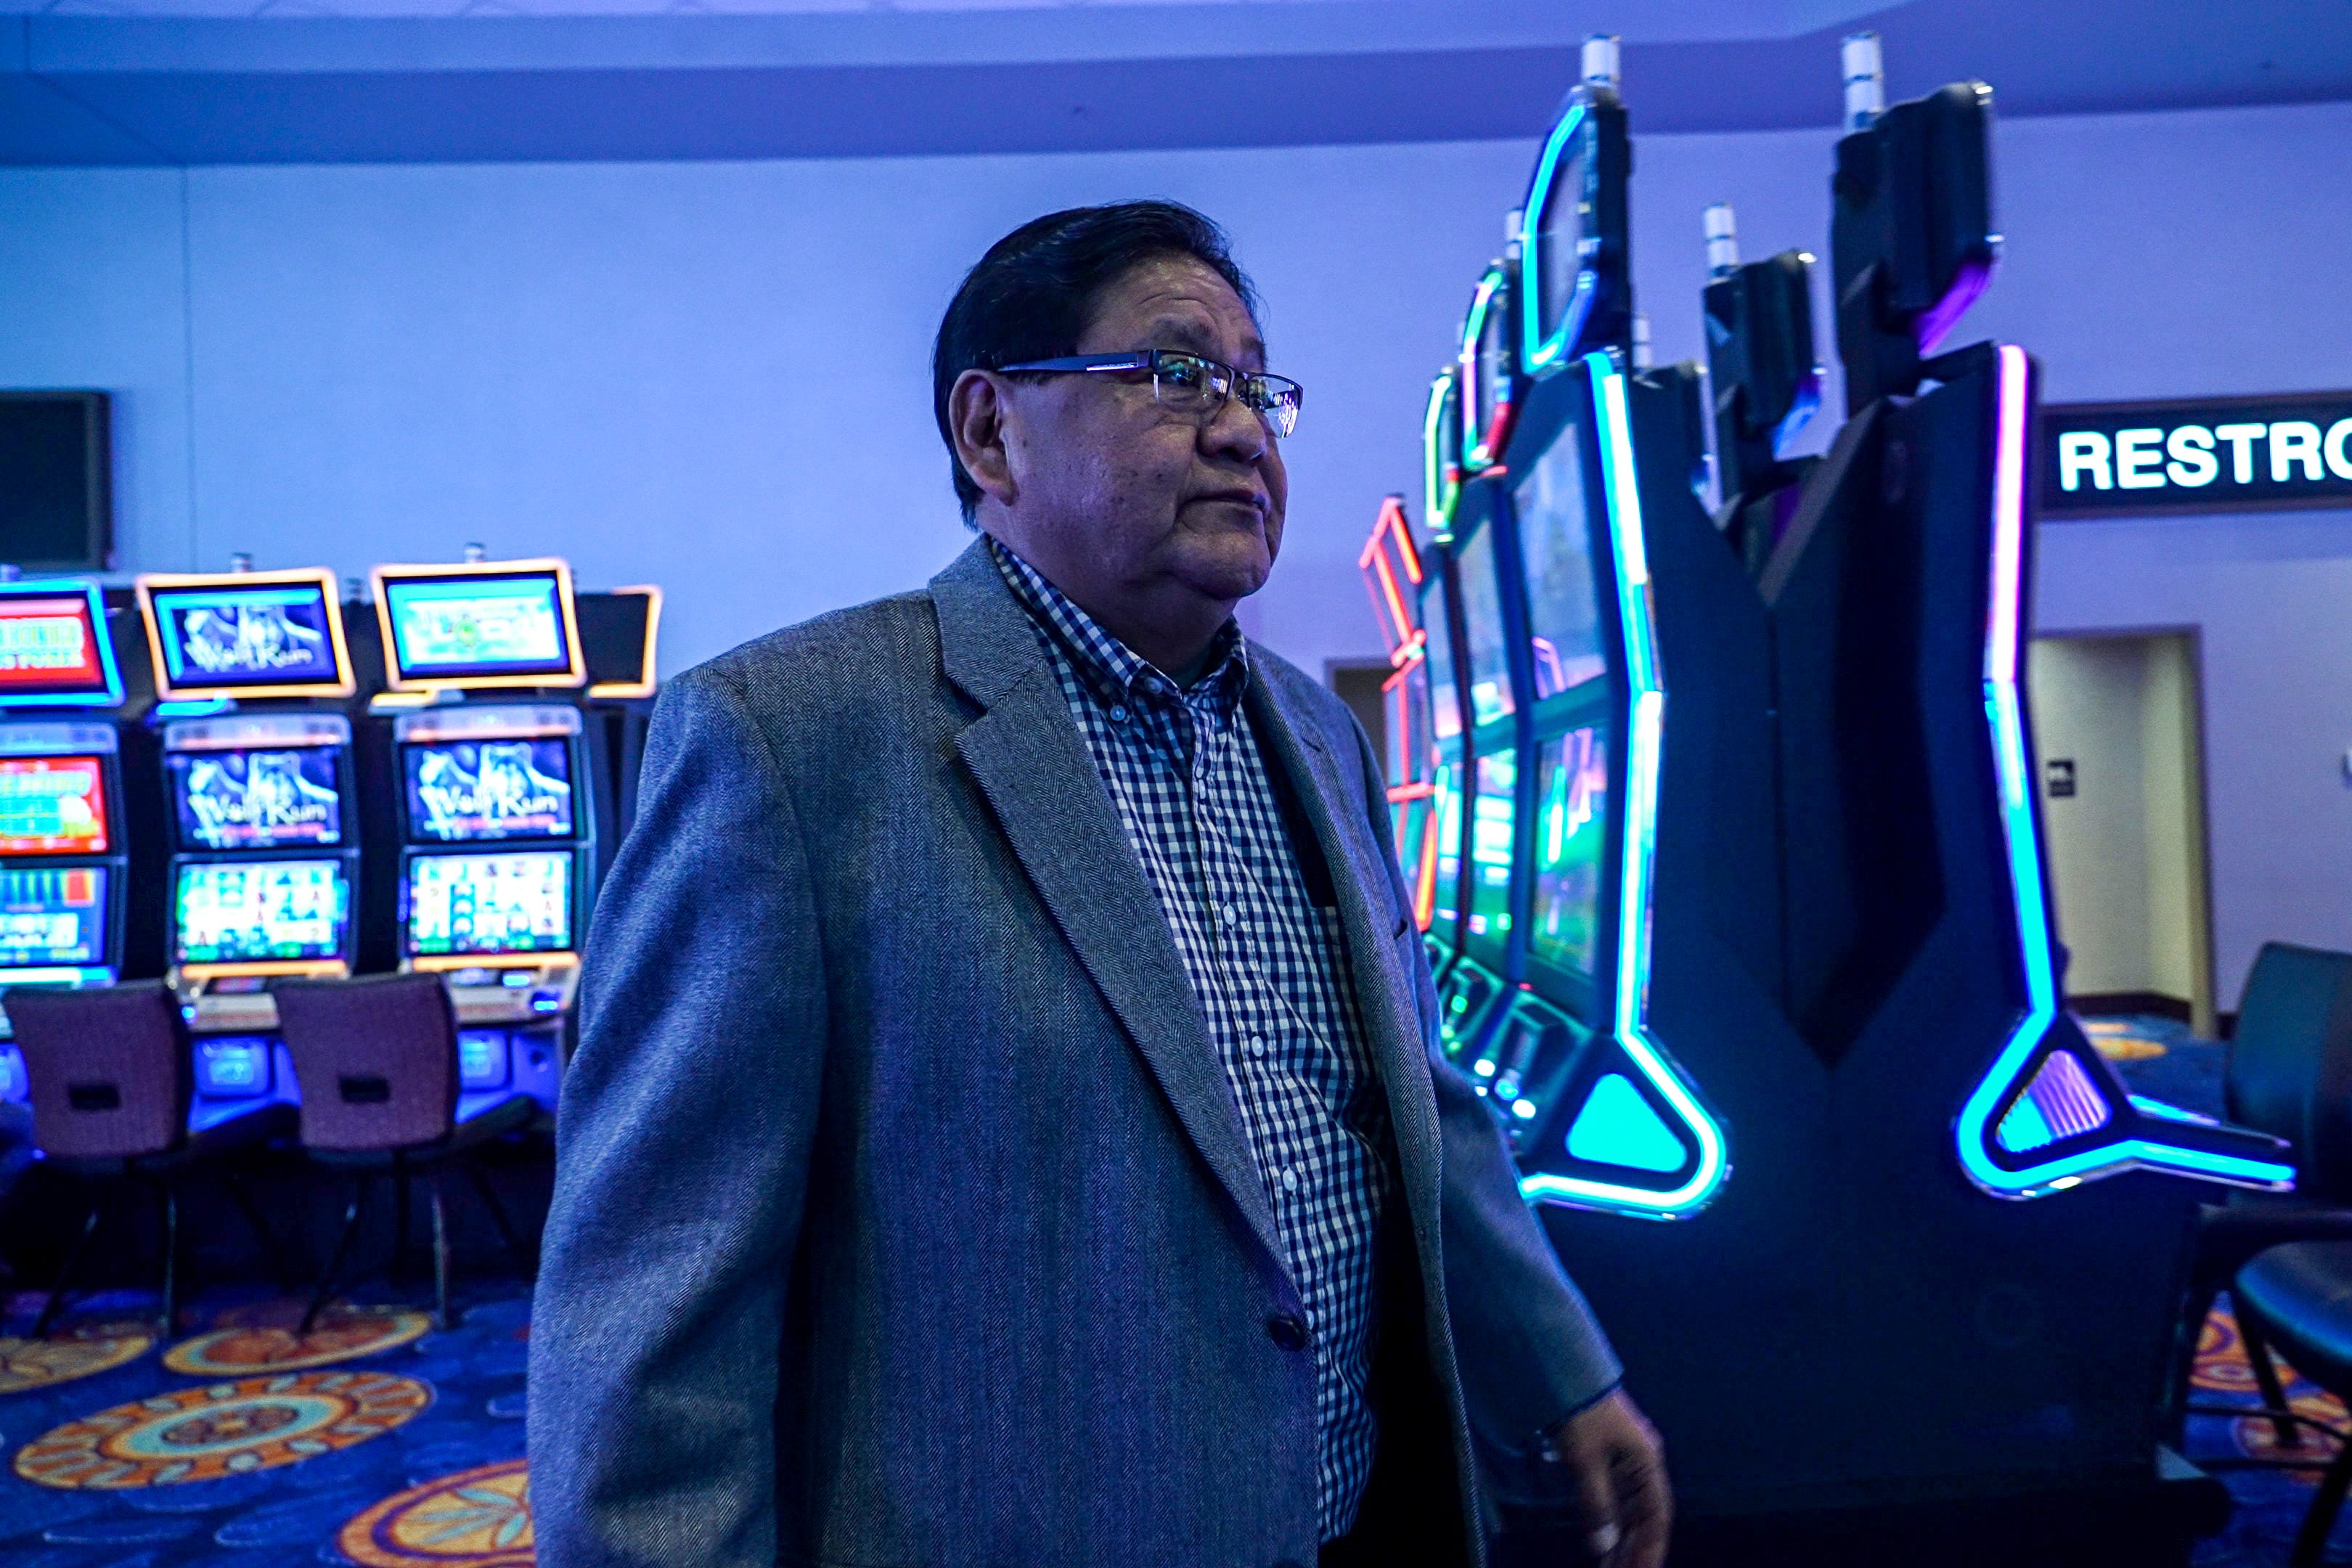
top-left (1, 97), bottom-right (2348, 1008)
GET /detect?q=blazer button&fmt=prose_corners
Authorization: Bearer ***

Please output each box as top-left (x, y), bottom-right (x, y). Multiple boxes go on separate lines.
top-left (1267, 1312), bottom-right (1312, 1352)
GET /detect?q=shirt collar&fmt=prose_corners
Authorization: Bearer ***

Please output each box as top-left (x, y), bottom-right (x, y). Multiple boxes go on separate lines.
top-left (987, 535), bottom-right (1250, 717)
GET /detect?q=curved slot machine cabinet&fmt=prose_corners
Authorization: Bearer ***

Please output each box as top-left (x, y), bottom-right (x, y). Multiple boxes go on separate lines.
top-left (372, 556), bottom-right (603, 1115)
top-left (0, 580), bottom-right (128, 1110)
top-left (1532, 42), bottom-right (2284, 1556)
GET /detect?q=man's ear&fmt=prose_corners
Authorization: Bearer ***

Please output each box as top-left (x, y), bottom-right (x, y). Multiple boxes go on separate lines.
top-left (950, 369), bottom-right (1019, 510)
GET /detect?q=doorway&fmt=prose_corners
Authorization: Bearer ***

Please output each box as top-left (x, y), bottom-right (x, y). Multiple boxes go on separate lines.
top-left (2026, 630), bottom-right (2218, 1035)
top-left (1327, 658), bottom-right (1392, 769)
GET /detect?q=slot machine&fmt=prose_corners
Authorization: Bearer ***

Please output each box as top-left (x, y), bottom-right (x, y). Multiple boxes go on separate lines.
top-left (136, 567), bottom-right (362, 1130)
top-left (0, 579), bottom-right (128, 1108)
top-left (1387, 34), bottom-right (2297, 1559)
top-left (373, 556), bottom-right (605, 1115)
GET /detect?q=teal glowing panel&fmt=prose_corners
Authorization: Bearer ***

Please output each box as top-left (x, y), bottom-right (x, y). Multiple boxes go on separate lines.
top-left (1566, 1074), bottom-right (1686, 1173)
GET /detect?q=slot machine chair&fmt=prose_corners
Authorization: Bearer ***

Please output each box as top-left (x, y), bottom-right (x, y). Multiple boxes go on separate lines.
top-left (11, 983), bottom-right (290, 1339)
top-left (274, 972), bottom-right (537, 1332)
top-left (2224, 1238), bottom-right (2352, 1563)
top-left (2170, 943), bottom-right (2352, 1434)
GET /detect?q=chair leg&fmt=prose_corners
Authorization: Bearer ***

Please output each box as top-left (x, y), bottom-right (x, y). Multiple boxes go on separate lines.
top-left (30, 1186), bottom-right (108, 1339)
top-left (157, 1177), bottom-right (180, 1342)
top-left (2165, 1280), bottom-right (2225, 1445)
top-left (2246, 1321), bottom-right (2305, 1450)
top-left (463, 1160), bottom-right (534, 1278)
top-left (2291, 1432), bottom-right (2352, 1564)
top-left (301, 1175), bottom-right (368, 1336)
top-left (428, 1172), bottom-right (453, 1332)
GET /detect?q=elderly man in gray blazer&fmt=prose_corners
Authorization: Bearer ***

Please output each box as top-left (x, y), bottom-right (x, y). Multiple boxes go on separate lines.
top-left (528, 200), bottom-right (1670, 1568)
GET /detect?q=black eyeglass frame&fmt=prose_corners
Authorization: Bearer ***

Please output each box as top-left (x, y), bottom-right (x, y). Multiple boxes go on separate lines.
top-left (997, 349), bottom-right (1303, 438)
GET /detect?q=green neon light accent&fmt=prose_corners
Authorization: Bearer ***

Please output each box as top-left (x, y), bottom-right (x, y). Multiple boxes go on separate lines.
top-left (1518, 99), bottom-right (1599, 375)
top-left (1460, 266), bottom-right (1508, 473)
top-left (1566, 1074), bottom-right (1687, 1172)
top-left (1519, 355), bottom-right (1731, 1218)
top-left (1424, 372), bottom-right (1460, 535)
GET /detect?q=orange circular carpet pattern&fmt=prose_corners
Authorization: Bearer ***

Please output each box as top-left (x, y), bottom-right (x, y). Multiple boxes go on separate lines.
top-left (164, 1307), bottom-right (431, 1376)
top-left (0, 1322), bottom-right (155, 1395)
top-left (339, 1458), bottom-right (534, 1566)
top-left (13, 1370), bottom-right (431, 1488)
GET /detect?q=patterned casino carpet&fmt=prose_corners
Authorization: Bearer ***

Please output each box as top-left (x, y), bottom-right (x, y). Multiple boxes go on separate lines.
top-left (1, 1288), bottom-right (534, 1568)
top-left (0, 1016), bottom-right (2327, 1566)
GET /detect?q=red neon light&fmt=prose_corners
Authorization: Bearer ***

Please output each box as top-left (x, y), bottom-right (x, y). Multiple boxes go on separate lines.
top-left (1413, 807), bottom-right (1439, 930)
top-left (1395, 518), bottom-right (1424, 585)
top-left (1372, 552), bottom-right (1410, 650)
top-left (1387, 781), bottom-right (1436, 802)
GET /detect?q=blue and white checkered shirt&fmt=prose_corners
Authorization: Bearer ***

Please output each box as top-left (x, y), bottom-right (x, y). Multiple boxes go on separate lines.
top-left (989, 536), bottom-right (1395, 1542)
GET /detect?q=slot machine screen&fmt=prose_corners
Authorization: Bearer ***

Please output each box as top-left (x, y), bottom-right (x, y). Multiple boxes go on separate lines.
top-left (0, 585), bottom-right (120, 706)
top-left (1455, 526), bottom-right (1515, 727)
top-left (0, 756), bottom-right (109, 854)
top-left (0, 865), bottom-right (107, 968)
top-left (173, 859), bottom-right (348, 965)
top-left (1514, 428), bottom-right (1609, 704)
top-left (1528, 726), bottom-right (1609, 980)
top-left (402, 738), bottom-right (574, 843)
top-left (1535, 137), bottom-right (1591, 351)
top-left (381, 567), bottom-right (579, 686)
top-left (144, 577), bottom-right (346, 696)
top-left (167, 748), bottom-right (343, 852)
top-left (1466, 749), bottom-right (1516, 955)
top-left (406, 852), bottom-right (573, 958)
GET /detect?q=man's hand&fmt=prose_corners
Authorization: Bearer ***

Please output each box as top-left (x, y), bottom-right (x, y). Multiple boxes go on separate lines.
top-left (1537, 1388), bottom-right (1671, 1568)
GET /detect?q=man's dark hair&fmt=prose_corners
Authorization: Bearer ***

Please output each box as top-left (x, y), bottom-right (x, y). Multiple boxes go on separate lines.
top-left (932, 200), bottom-right (1261, 524)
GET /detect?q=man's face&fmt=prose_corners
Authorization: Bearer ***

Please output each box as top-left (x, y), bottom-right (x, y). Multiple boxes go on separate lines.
top-left (976, 254), bottom-right (1289, 638)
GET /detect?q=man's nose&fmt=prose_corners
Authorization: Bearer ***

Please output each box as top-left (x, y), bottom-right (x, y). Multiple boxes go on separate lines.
top-left (1200, 393), bottom-right (1269, 465)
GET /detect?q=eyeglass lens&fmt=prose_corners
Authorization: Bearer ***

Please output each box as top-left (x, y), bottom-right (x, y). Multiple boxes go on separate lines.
top-left (1149, 353), bottom-right (1299, 438)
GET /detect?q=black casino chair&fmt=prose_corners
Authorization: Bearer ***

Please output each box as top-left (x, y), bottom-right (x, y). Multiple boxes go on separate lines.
top-left (273, 972), bottom-right (536, 1332)
top-left (9, 982), bottom-right (291, 1339)
top-left (2168, 943), bottom-right (2352, 1437)
top-left (2227, 1241), bottom-right (2352, 1563)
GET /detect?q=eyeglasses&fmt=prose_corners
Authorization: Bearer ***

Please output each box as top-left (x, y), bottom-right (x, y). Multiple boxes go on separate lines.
top-left (998, 349), bottom-right (1303, 439)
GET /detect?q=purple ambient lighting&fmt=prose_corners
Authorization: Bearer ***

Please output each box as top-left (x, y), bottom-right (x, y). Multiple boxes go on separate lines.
top-left (1914, 256), bottom-right (1993, 357)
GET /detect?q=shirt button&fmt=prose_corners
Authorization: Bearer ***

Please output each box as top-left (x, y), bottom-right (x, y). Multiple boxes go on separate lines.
top-left (1221, 902), bottom-right (1240, 925)
top-left (1281, 1167), bottom-right (1299, 1193)
top-left (1108, 705), bottom-right (1128, 722)
top-left (1248, 1036), bottom-right (1266, 1058)
top-left (1267, 1313), bottom-right (1311, 1352)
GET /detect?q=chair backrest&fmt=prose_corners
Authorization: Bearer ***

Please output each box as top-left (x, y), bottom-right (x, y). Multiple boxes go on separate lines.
top-left (273, 973), bottom-right (460, 1153)
top-left (2229, 941), bottom-right (2352, 1201)
top-left (9, 983), bottom-right (192, 1161)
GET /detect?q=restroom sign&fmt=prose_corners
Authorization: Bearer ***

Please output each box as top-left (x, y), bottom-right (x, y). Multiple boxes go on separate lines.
top-left (2036, 391), bottom-right (2352, 518)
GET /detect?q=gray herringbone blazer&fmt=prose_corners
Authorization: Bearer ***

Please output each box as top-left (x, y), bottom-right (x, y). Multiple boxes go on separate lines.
top-left (528, 539), bottom-right (1622, 1568)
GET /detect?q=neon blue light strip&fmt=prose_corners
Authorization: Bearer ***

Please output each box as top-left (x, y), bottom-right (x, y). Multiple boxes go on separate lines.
top-left (1517, 99), bottom-right (1599, 375)
top-left (1520, 355), bottom-right (1729, 1217)
top-left (1953, 346), bottom-right (2293, 1196)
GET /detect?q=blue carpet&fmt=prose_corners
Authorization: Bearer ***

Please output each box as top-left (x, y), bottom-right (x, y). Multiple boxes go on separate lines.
top-left (3, 1283), bottom-right (533, 1567)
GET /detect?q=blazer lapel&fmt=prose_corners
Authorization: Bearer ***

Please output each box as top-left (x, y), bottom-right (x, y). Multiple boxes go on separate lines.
top-left (1244, 671), bottom-right (1447, 1262)
top-left (932, 543), bottom-right (1286, 1273)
